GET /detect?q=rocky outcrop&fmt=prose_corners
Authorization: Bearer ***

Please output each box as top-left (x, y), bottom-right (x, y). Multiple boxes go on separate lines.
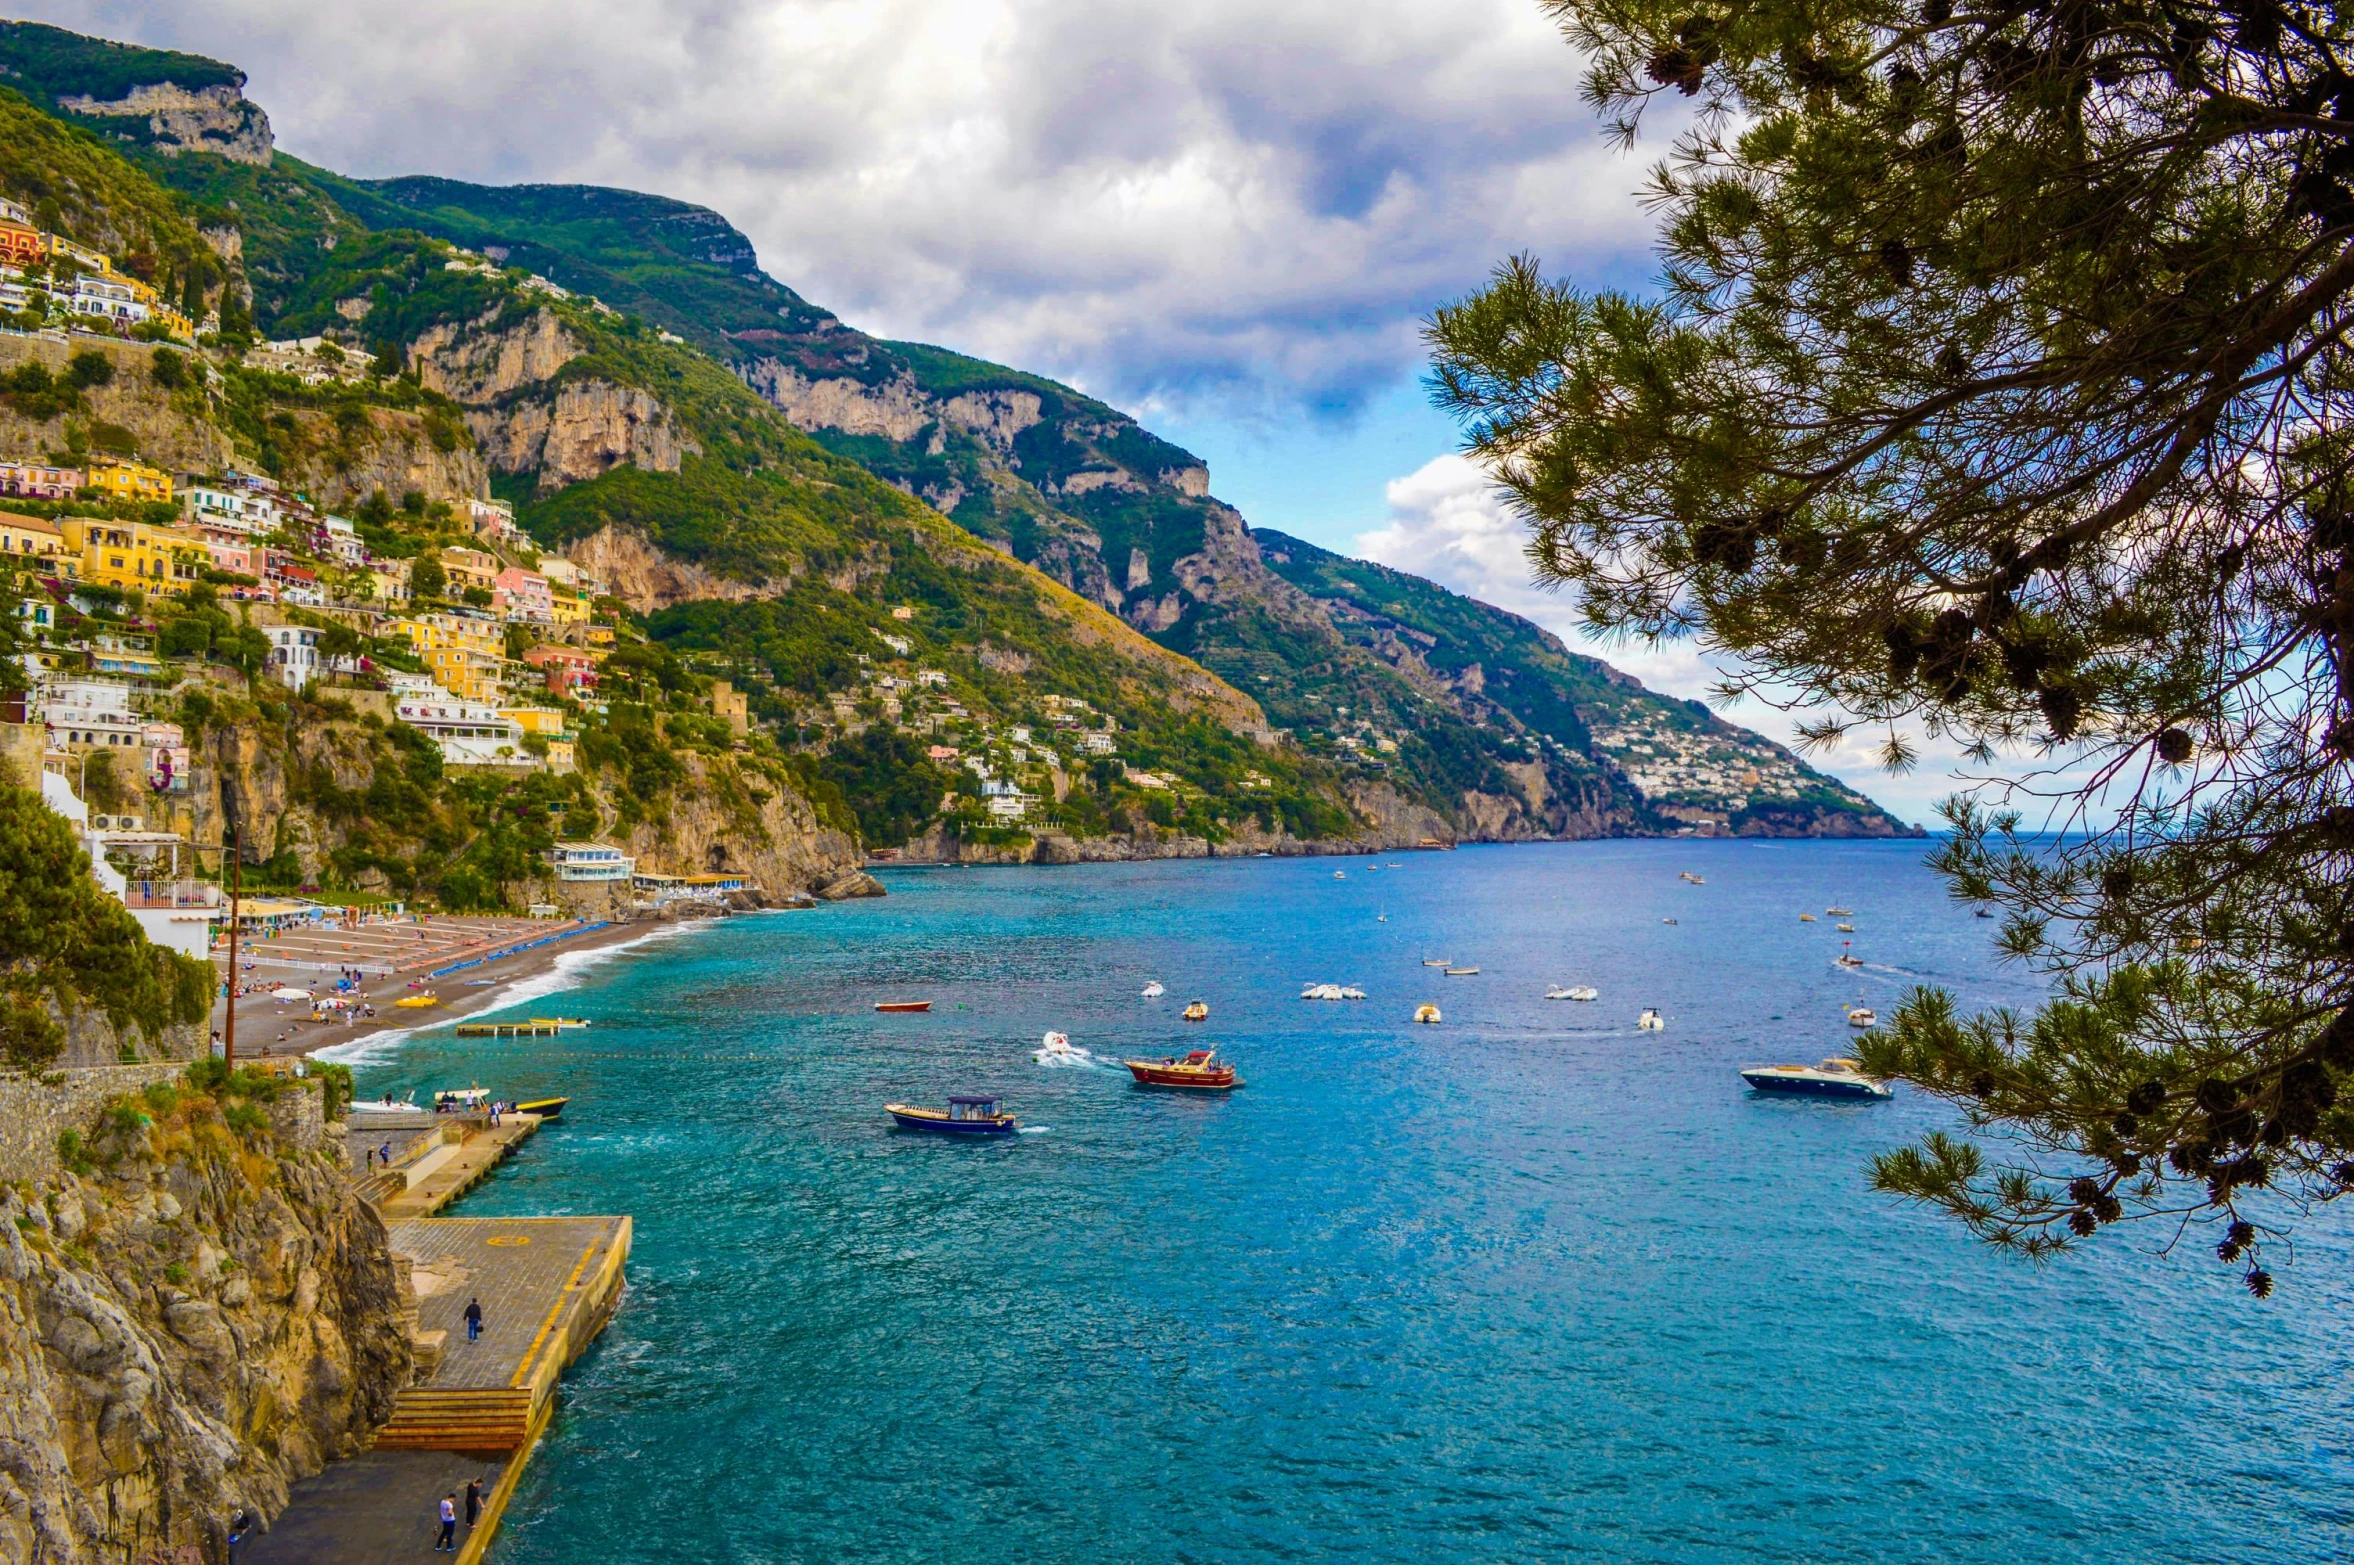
top-left (58, 82), bottom-right (273, 164)
top-left (0, 337), bottom-right (234, 476)
top-left (893, 781), bottom-right (1451, 867)
top-left (562, 526), bottom-right (771, 614)
top-left (271, 406), bottom-right (487, 510)
top-left (467, 381), bottom-right (693, 493)
top-left (410, 310), bottom-right (581, 405)
top-left (740, 362), bottom-right (933, 443)
top-left (0, 1079), bottom-right (407, 1563)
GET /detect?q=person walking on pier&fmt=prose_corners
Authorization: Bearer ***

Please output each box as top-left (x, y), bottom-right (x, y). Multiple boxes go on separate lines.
top-left (464, 1297), bottom-right (483, 1342)
top-left (435, 1493), bottom-right (457, 1551)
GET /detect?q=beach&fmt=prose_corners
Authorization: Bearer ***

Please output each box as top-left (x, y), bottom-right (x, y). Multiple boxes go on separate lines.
top-left (210, 908), bottom-right (743, 1064)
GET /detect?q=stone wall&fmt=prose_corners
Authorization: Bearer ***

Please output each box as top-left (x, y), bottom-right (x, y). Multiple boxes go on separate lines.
top-left (0, 1065), bottom-right (189, 1183)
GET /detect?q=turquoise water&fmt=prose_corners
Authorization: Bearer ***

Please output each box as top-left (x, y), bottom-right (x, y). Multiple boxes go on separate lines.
top-left (355, 842), bottom-right (2354, 1562)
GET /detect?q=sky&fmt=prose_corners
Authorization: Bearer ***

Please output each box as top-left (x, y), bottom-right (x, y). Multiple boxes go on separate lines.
top-left (19, 0), bottom-right (1984, 822)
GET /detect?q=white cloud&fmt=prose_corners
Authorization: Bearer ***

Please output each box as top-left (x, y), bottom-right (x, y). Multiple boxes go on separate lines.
top-left (1353, 455), bottom-right (2004, 827)
top-left (27, 0), bottom-right (1659, 418)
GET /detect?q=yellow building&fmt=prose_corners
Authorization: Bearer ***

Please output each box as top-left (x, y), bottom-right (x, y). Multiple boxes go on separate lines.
top-left (59, 516), bottom-right (204, 598)
top-left (392, 614), bottom-right (509, 702)
top-left (0, 511), bottom-right (70, 571)
top-left (439, 547), bottom-right (502, 596)
top-left (548, 585), bottom-right (591, 626)
top-left (500, 706), bottom-right (568, 736)
top-left (84, 458), bottom-right (174, 505)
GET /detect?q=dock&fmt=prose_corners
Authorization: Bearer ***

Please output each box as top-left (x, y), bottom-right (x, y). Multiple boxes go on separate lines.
top-left (452, 1020), bottom-right (570, 1038)
top-left (240, 1111), bottom-right (631, 1564)
top-left (241, 1216), bottom-right (630, 1565)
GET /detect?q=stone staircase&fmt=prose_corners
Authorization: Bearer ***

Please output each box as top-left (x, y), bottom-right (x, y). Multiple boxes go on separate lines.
top-left (371, 1387), bottom-right (534, 1451)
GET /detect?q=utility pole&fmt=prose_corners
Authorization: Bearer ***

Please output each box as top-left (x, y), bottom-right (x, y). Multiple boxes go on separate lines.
top-left (223, 821), bottom-right (240, 1070)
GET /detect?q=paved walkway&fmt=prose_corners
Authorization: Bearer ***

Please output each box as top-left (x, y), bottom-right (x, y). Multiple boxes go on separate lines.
top-left (390, 1217), bottom-right (630, 1391)
top-left (237, 1450), bottom-right (507, 1565)
top-left (376, 1117), bottom-right (542, 1221)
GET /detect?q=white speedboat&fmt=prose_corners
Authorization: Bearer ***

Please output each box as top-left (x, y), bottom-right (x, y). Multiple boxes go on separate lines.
top-left (1546, 985), bottom-right (1600, 1002)
top-left (1836, 954), bottom-right (1865, 969)
top-left (1422, 958), bottom-right (1451, 968)
top-left (1141, 981), bottom-right (1165, 999)
top-left (1444, 966), bottom-right (1480, 977)
top-left (1637, 1009), bottom-right (1665, 1030)
top-left (1740, 1057), bottom-right (1892, 1099)
top-left (1301, 983), bottom-right (1344, 1001)
top-left (1836, 923), bottom-right (1855, 933)
top-left (1333, 870), bottom-right (1346, 880)
top-left (1846, 1007), bottom-right (1877, 1027)
top-left (1338, 986), bottom-right (1367, 1000)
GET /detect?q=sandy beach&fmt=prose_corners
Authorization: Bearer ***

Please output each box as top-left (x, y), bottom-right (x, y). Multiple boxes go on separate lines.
top-left (210, 912), bottom-right (734, 1064)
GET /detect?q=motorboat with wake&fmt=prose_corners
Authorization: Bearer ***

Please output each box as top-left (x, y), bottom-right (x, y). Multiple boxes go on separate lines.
top-left (886, 1095), bottom-right (1019, 1134)
top-left (1740, 1058), bottom-right (1892, 1099)
top-left (1546, 985), bottom-right (1600, 1001)
top-left (1124, 1048), bottom-right (1241, 1090)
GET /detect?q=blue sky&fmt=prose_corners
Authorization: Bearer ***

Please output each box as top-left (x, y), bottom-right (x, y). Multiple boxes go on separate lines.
top-left (23, 0), bottom-right (1984, 823)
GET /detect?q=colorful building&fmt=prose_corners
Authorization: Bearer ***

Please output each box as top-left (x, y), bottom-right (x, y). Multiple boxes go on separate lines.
top-left (522, 644), bottom-right (598, 696)
top-left (392, 614), bottom-right (509, 702)
top-left (439, 547), bottom-right (502, 597)
top-left (84, 458), bottom-right (173, 505)
top-left (0, 461), bottom-right (82, 502)
top-left (493, 566), bottom-right (552, 623)
top-left (547, 585), bottom-right (591, 626)
top-left (0, 511), bottom-right (67, 569)
top-left (60, 517), bottom-right (204, 598)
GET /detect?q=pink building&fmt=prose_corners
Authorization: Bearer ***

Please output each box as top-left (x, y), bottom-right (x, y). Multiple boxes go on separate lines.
top-left (522, 644), bottom-right (597, 695)
top-left (493, 566), bottom-right (553, 623)
top-left (0, 461), bottom-right (80, 500)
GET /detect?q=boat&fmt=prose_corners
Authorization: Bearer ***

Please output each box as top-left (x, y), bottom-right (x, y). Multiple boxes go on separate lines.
top-left (1444, 966), bottom-right (1480, 977)
top-left (1975, 909), bottom-right (1994, 918)
top-left (1799, 914), bottom-right (1817, 922)
top-left (1333, 870), bottom-right (1346, 880)
top-left (1339, 986), bottom-right (1366, 1000)
top-left (1637, 1009), bottom-right (1665, 1030)
top-left (1661, 918), bottom-right (1678, 925)
top-left (433, 1086), bottom-right (489, 1113)
top-left (1422, 958), bottom-right (1452, 967)
top-left (1414, 1004), bottom-right (1442, 1024)
top-left (885, 1096), bottom-right (1019, 1134)
top-left (393, 993), bottom-right (438, 1010)
top-left (1386, 863), bottom-right (1403, 868)
top-left (1377, 914), bottom-right (1388, 923)
top-left (1847, 1007), bottom-right (1877, 1027)
top-left (1038, 1030), bottom-right (1077, 1059)
top-left (1141, 981), bottom-right (1166, 999)
top-left (1546, 985), bottom-right (1599, 1001)
top-left (1836, 942), bottom-right (1865, 969)
top-left (515, 1096), bottom-right (569, 1119)
top-left (1678, 872), bottom-right (1705, 884)
top-left (1124, 1049), bottom-right (1241, 1090)
top-left (1826, 906), bottom-right (1852, 916)
top-left (1740, 1057), bottom-right (1893, 1099)
top-left (1835, 923), bottom-right (1855, 933)
top-left (1182, 1001), bottom-right (1209, 1022)
top-left (875, 1000), bottom-right (933, 1013)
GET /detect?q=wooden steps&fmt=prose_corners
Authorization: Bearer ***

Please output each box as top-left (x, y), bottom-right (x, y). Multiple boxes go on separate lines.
top-left (372, 1387), bottom-right (533, 1451)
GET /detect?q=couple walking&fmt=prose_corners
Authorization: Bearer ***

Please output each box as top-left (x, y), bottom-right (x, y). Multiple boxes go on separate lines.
top-left (433, 1476), bottom-right (487, 1551)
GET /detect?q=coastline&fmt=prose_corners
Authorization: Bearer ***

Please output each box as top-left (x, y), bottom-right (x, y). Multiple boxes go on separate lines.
top-left (221, 914), bottom-right (726, 1068)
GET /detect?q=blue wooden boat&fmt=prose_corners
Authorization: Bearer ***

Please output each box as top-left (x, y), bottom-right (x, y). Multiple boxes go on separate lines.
top-left (886, 1095), bottom-right (1018, 1134)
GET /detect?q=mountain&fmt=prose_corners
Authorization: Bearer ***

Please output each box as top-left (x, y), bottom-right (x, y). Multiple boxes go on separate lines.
top-left (0, 20), bottom-right (1910, 846)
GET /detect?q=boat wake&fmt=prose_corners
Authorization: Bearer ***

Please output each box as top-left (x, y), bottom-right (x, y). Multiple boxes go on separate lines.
top-left (1033, 1032), bottom-right (1100, 1068)
top-left (1017, 1125), bottom-right (1052, 1135)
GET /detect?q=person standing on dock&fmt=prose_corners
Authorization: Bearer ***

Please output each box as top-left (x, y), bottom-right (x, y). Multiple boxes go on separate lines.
top-left (436, 1493), bottom-right (457, 1552)
top-left (464, 1297), bottom-right (483, 1341)
top-left (464, 1476), bottom-right (485, 1529)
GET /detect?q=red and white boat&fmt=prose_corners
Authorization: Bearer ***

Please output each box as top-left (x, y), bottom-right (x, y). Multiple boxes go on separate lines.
top-left (1124, 1048), bottom-right (1241, 1090)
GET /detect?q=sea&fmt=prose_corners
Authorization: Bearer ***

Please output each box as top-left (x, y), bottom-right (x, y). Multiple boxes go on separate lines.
top-left (345, 839), bottom-right (2354, 1563)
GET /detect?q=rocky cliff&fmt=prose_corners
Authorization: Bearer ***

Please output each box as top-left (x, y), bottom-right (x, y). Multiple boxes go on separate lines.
top-left (56, 83), bottom-right (273, 165)
top-left (0, 1074), bottom-right (407, 1564)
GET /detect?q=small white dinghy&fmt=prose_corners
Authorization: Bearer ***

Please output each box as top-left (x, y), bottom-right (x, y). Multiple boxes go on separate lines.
top-left (1546, 985), bottom-right (1600, 1002)
top-left (1141, 981), bottom-right (1165, 999)
top-left (1637, 1008), bottom-right (1666, 1030)
top-left (1846, 1007), bottom-right (1877, 1027)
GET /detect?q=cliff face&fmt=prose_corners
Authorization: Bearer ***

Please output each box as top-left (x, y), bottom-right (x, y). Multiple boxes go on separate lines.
top-left (0, 1079), bottom-right (407, 1564)
top-left (0, 337), bottom-right (234, 476)
top-left (55, 83), bottom-right (273, 165)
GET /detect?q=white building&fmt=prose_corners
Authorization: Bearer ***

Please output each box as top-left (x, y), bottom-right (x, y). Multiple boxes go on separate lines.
top-left (393, 687), bottom-right (528, 766)
top-left (322, 515), bottom-right (367, 565)
top-left (185, 484), bottom-right (284, 537)
top-left (546, 842), bottom-right (634, 882)
top-left (266, 625), bottom-right (321, 688)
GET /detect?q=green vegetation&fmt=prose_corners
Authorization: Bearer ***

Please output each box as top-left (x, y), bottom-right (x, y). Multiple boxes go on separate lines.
top-left (0, 777), bottom-right (213, 1071)
top-left (1432, 0), bottom-right (2354, 1285)
top-left (0, 21), bottom-right (243, 106)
